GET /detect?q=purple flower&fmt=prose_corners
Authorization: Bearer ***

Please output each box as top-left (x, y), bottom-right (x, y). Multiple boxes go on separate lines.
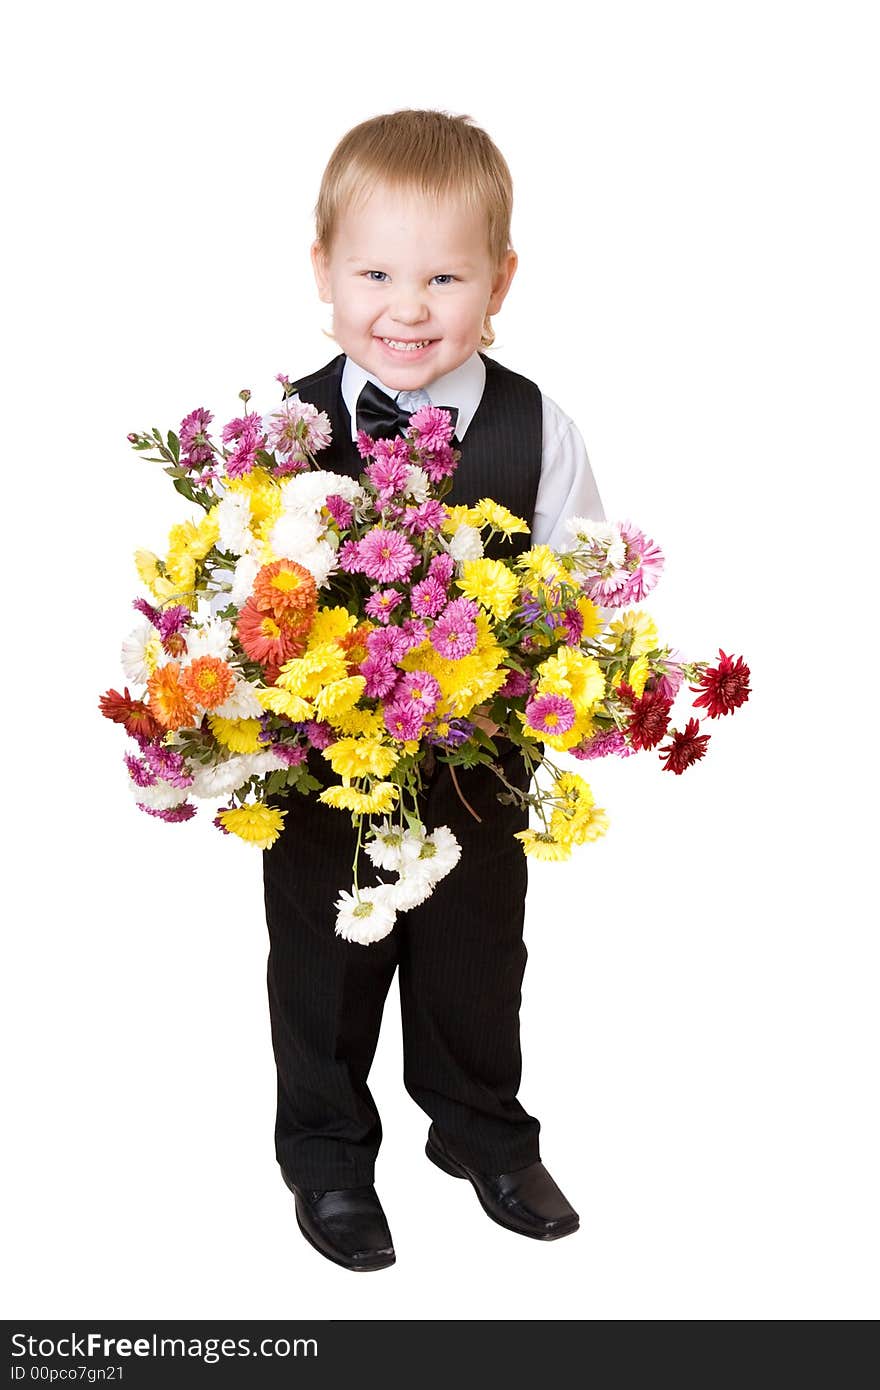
top-left (337, 538), bottom-right (363, 573)
top-left (157, 605), bottom-right (190, 641)
top-left (271, 743), bottom-right (308, 766)
top-left (365, 454), bottom-right (411, 497)
top-left (366, 625), bottom-right (412, 664)
top-left (431, 603), bottom-right (477, 660)
top-left (408, 404), bottom-right (456, 452)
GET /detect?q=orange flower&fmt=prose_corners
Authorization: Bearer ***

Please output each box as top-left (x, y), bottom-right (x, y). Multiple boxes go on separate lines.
top-left (252, 559), bottom-right (318, 618)
top-left (180, 655), bottom-right (236, 710)
top-left (146, 662), bottom-right (199, 730)
top-left (338, 621), bottom-right (372, 676)
top-left (239, 594), bottom-right (313, 666)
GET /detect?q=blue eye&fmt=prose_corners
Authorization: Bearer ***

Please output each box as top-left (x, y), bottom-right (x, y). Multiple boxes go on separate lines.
top-left (363, 272), bottom-right (457, 284)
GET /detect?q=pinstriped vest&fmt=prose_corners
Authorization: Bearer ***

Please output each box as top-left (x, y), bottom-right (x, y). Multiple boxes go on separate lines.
top-left (282, 352), bottom-right (543, 562)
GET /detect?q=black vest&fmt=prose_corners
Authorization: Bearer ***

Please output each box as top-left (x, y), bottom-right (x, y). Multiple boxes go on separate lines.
top-left (282, 351), bottom-right (543, 561)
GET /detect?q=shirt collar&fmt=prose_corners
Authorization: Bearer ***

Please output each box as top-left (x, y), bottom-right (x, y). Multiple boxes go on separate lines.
top-left (340, 350), bottom-right (486, 442)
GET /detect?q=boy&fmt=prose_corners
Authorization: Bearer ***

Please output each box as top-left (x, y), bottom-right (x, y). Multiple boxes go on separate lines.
top-left (263, 109), bottom-right (606, 1272)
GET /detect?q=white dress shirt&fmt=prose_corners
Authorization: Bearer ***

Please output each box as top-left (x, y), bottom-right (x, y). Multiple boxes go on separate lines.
top-left (340, 351), bottom-right (606, 551)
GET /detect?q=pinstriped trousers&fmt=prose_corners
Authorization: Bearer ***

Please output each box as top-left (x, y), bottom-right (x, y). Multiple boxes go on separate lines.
top-left (262, 741), bottom-right (542, 1188)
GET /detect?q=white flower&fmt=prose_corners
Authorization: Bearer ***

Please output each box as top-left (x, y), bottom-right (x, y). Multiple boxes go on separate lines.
top-left (244, 749), bottom-right (293, 776)
top-left (280, 469), bottom-right (363, 516)
top-left (388, 872), bottom-right (436, 911)
top-left (215, 490), bottom-right (255, 556)
top-left (188, 756), bottom-right (253, 799)
top-left (184, 616), bottom-right (235, 661)
top-left (334, 884), bottom-right (398, 945)
top-left (416, 825), bottom-right (462, 883)
top-left (229, 551), bottom-right (261, 607)
top-left (213, 677), bottom-right (265, 720)
top-left (446, 523), bottom-right (484, 567)
top-left (121, 622), bottom-right (163, 685)
top-left (129, 778), bottom-right (190, 810)
top-left (402, 465), bottom-right (430, 502)
top-left (364, 821), bottom-right (430, 873)
top-left (565, 517), bottom-right (625, 566)
top-left (297, 539), bottom-right (338, 589)
top-left (268, 510), bottom-right (323, 560)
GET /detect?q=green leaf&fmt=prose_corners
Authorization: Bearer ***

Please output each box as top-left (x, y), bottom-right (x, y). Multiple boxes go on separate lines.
top-left (173, 477), bottom-right (196, 503)
top-left (167, 430), bottom-right (180, 462)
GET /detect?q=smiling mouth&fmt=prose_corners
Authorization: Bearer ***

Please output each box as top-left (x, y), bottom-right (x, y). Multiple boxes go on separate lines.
top-left (375, 336), bottom-right (437, 352)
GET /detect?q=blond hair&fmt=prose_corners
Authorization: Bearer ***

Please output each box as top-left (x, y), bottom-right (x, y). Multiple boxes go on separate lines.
top-left (314, 108), bottom-right (514, 350)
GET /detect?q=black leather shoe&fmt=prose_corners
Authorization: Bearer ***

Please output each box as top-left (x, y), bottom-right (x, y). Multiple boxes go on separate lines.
top-left (425, 1124), bottom-right (580, 1241)
top-left (281, 1169), bottom-right (396, 1271)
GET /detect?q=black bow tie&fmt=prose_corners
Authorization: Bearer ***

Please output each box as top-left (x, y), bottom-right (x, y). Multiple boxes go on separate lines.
top-left (355, 378), bottom-right (459, 441)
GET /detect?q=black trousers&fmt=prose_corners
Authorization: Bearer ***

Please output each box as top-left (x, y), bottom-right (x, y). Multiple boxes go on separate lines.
top-left (262, 741), bottom-right (542, 1188)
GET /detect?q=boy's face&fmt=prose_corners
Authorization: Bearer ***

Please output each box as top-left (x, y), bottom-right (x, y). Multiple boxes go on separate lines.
top-left (311, 182), bottom-right (517, 389)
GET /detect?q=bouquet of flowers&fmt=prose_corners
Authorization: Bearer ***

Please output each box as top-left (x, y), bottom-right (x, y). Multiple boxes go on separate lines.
top-left (99, 377), bottom-right (750, 943)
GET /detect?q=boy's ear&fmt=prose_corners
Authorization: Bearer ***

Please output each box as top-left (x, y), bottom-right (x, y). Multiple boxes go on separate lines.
top-left (487, 249), bottom-right (518, 315)
top-left (311, 239), bottom-right (332, 303)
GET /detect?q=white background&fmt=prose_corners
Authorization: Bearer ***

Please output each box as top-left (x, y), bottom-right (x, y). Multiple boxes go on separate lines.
top-left (3, 0), bottom-right (877, 1321)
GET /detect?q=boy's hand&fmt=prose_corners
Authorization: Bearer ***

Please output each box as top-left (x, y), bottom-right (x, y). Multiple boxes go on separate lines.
top-left (470, 705), bottom-right (501, 738)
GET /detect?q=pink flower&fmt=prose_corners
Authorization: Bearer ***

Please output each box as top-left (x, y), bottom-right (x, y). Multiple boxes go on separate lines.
top-left (408, 404), bottom-right (456, 451)
top-left (400, 499), bottom-right (447, 535)
top-left (355, 428), bottom-right (377, 459)
top-left (497, 668), bottom-right (531, 698)
top-left (265, 399), bottom-right (332, 458)
top-left (400, 617), bottom-right (429, 647)
top-left (303, 720), bottom-right (335, 750)
top-left (337, 538), bottom-right (363, 573)
top-left (392, 669), bottom-right (441, 714)
top-left (179, 407), bottom-right (214, 467)
top-left (359, 527), bottom-right (419, 584)
top-left (569, 728), bottom-right (633, 760)
top-left (524, 693), bottom-right (576, 736)
top-left (360, 655), bottom-right (399, 699)
top-left (383, 700), bottom-right (425, 741)
top-left (429, 552), bottom-right (455, 586)
top-left (365, 588), bottom-right (406, 624)
top-left (366, 453), bottom-right (411, 498)
top-left (420, 440), bottom-right (458, 483)
top-left (366, 625), bottom-right (412, 663)
top-left (410, 574), bottom-right (448, 619)
top-left (431, 598), bottom-right (478, 659)
top-left (325, 494), bottom-right (354, 529)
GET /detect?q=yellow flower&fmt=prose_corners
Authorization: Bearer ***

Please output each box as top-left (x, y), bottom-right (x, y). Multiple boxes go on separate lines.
top-left (626, 654), bottom-right (650, 698)
top-left (276, 642), bottom-right (349, 699)
top-left (322, 737), bottom-right (400, 781)
top-left (472, 498), bottom-right (530, 538)
top-left (207, 715), bottom-right (265, 754)
top-left (548, 772), bottom-right (604, 844)
top-left (255, 686), bottom-right (314, 721)
top-left (319, 782), bottom-right (400, 814)
top-left (217, 801), bottom-right (287, 850)
top-left (515, 545), bottom-right (564, 585)
top-left (228, 472), bottom-right (282, 525)
top-left (536, 647), bottom-right (606, 715)
top-left (606, 610), bottom-right (659, 658)
top-left (306, 606), bottom-right (358, 649)
top-left (440, 504), bottom-right (481, 534)
top-left (457, 558), bottom-right (520, 622)
top-left (513, 829), bottom-right (572, 861)
top-left (331, 706), bottom-right (385, 738)
top-left (313, 675), bottom-right (366, 723)
top-left (576, 595), bottom-right (605, 640)
top-left (552, 803), bottom-right (610, 845)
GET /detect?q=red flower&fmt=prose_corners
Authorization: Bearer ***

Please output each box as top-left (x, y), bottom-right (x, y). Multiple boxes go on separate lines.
top-left (623, 686), bottom-right (674, 751)
top-left (98, 687), bottom-right (164, 741)
top-left (658, 717), bottom-right (711, 774)
top-left (690, 649), bottom-right (751, 718)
